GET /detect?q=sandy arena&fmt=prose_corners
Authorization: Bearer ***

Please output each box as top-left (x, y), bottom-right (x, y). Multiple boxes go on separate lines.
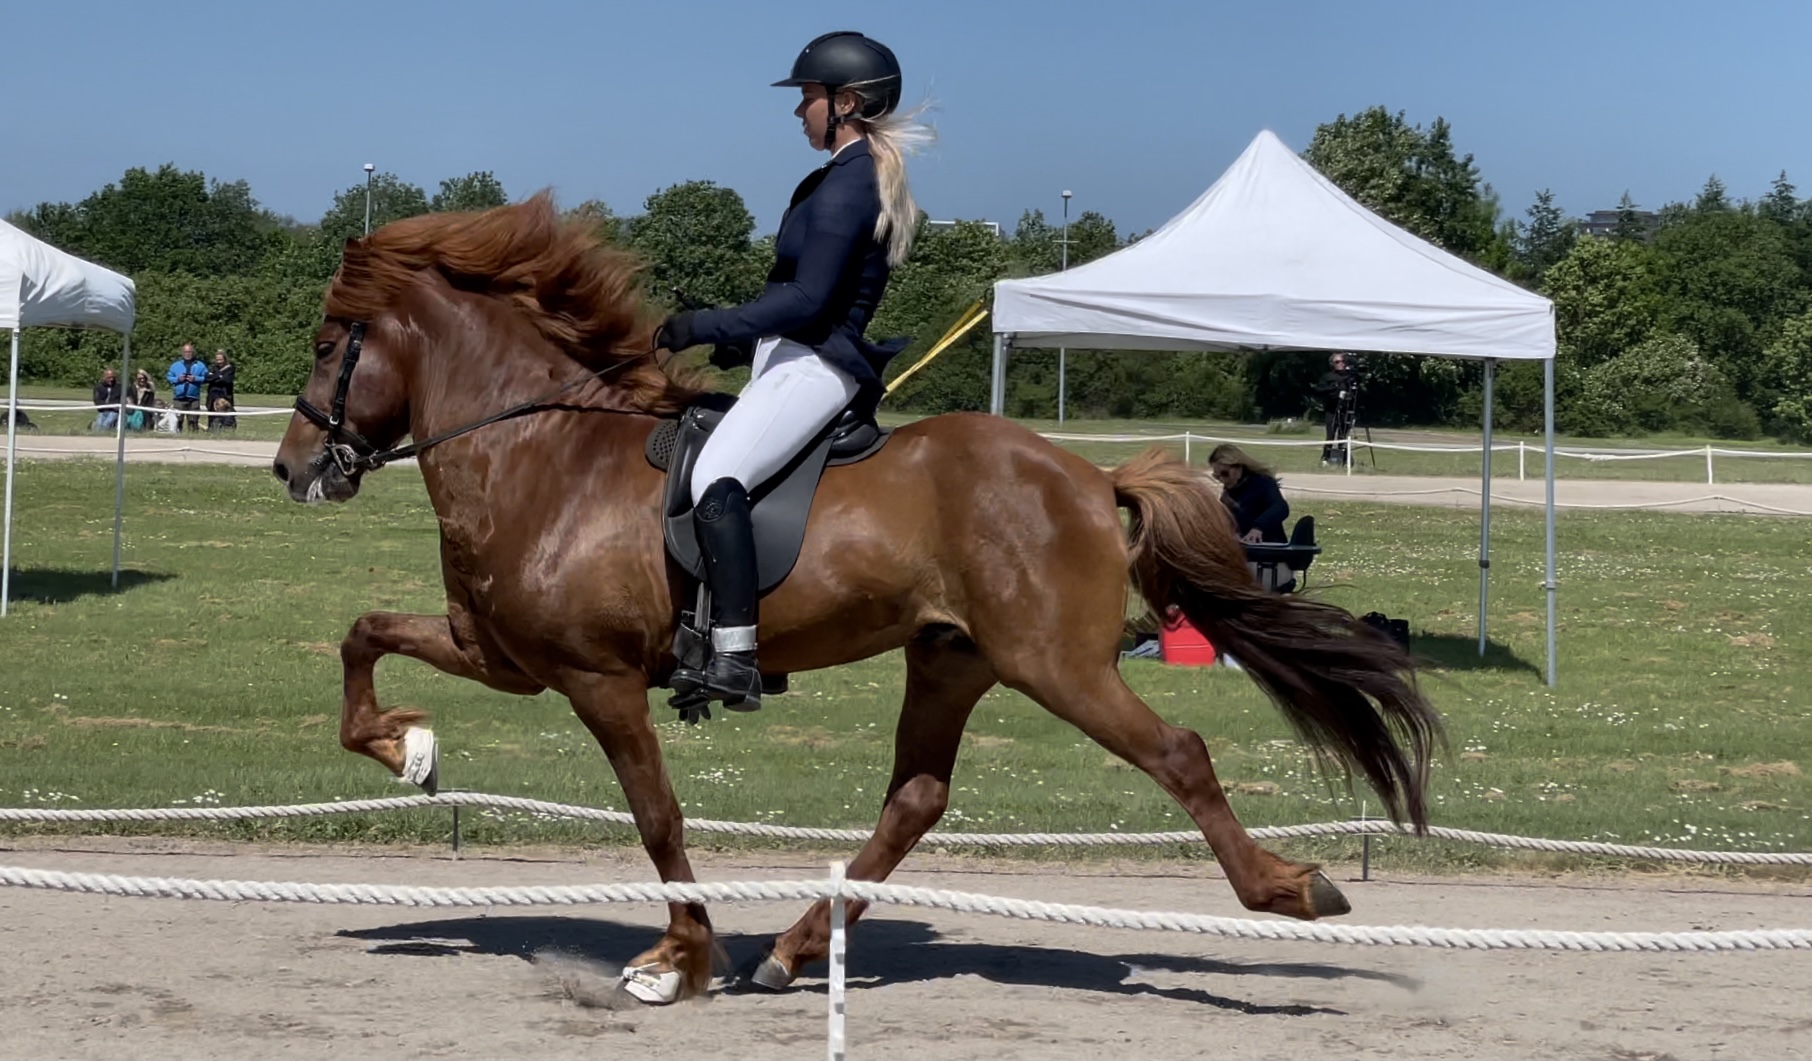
top-left (1, 837), bottom-right (1808, 1059)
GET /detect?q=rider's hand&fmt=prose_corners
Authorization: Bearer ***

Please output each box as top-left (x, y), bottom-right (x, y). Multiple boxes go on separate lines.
top-left (656, 312), bottom-right (696, 353)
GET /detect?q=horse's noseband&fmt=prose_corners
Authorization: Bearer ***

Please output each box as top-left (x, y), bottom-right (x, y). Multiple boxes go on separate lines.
top-left (293, 320), bottom-right (383, 475)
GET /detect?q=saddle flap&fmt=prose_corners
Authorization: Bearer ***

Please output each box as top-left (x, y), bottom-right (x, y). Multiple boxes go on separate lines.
top-left (649, 396), bottom-right (891, 595)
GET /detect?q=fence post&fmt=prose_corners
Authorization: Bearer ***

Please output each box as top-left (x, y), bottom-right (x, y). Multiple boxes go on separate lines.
top-left (1183, 432), bottom-right (1191, 465)
top-left (451, 804), bottom-right (461, 858)
top-left (828, 861), bottom-right (848, 1061)
top-left (1359, 800), bottom-right (1372, 882)
top-left (1345, 437), bottom-right (1353, 476)
top-left (1706, 445), bottom-right (1715, 485)
top-left (1518, 440), bottom-right (1526, 482)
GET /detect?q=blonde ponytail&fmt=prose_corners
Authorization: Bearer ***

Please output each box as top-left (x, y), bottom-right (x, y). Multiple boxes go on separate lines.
top-left (858, 101), bottom-right (936, 267)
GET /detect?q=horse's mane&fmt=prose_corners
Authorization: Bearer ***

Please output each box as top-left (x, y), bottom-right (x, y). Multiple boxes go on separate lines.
top-left (324, 191), bottom-right (705, 414)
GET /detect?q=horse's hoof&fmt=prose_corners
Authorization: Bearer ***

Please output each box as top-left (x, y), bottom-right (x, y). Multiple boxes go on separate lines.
top-left (748, 953), bottom-right (796, 992)
top-left (1308, 871), bottom-right (1351, 918)
top-left (398, 726), bottom-right (440, 796)
top-left (619, 962), bottom-right (683, 1005)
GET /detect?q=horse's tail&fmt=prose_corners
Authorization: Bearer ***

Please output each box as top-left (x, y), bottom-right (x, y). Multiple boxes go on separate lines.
top-left (1109, 447), bottom-right (1442, 831)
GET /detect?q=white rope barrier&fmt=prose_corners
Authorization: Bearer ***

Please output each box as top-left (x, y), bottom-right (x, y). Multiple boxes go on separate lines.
top-left (15, 399), bottom-right (291, 419)
top-left (2, 861), bottom-right (1808, 954)
top-left (4, 790), bottom-right (1809, 864)
top-left (1284, 481), bottom-right (1812, 516)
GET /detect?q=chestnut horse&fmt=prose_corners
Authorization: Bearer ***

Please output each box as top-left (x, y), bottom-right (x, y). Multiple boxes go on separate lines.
top-left (273, 195), bottom-right (1440, 1004)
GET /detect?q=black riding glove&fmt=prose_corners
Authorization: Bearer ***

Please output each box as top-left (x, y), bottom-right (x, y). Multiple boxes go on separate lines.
top-left (656, 311), bottom-right (697, 353)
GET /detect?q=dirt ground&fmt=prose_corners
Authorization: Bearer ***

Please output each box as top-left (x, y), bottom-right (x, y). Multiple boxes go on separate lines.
top-left (1, 838), bottom-right (1809, 1060)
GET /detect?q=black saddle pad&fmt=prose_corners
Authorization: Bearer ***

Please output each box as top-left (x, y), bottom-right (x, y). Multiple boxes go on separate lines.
top-left (646, 393), bottom-right (892, 594)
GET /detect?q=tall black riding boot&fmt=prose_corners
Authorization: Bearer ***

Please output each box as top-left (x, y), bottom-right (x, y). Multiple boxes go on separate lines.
top-left (694, 476), bottom-right (764, 710)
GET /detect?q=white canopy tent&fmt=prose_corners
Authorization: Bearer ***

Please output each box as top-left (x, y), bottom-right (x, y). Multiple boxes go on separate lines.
top-left (991, 130), bottom-right (1559, 685)
top-left (1, 218), bottom-right (138, 617)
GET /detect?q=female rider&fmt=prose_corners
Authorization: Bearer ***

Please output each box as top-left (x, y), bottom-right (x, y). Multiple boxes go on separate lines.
top-left (655, 31), bottom-right (929, 711)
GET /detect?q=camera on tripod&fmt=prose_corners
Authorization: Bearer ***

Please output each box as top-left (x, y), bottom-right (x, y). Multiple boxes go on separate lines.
top-left (1315, 352), bottom-right (1375, 468)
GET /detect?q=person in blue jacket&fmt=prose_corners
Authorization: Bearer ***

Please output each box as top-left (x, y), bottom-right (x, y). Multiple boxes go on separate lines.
top-left (166, 343), bottom-right (209, 432)
top-left (1209, 443), bottom-right (1290, 544)
top-left (654, 30), bottom-right (929, 711)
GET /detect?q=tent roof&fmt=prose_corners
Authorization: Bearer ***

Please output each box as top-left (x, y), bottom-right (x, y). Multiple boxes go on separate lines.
top-left (992, 130), bottom-right (1554, 361)
top-left (0, 219), bottom-right (136, 333)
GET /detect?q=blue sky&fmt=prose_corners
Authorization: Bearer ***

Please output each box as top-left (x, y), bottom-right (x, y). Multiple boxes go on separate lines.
top-left (10, 0), bottom-right (1810, 238)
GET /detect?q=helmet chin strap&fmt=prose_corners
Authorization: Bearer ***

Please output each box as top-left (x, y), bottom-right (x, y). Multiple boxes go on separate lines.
top-left (822, 94), bottom-right (853, 151)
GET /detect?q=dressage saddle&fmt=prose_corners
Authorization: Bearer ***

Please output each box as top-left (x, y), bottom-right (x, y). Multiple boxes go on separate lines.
top-left (644, 391), bottom-right (893, 698)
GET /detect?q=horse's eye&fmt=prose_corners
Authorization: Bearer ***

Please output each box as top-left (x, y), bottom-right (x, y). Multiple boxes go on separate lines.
top-left (314, 341), bottom-right (335, 359)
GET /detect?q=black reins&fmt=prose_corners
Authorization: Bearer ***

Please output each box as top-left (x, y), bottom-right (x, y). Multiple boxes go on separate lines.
top-left (293, 319), bottom-right (661, 476)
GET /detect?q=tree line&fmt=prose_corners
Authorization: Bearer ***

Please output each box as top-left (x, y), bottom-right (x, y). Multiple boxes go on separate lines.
top-left (10, 106), bottom-right (1812, 441)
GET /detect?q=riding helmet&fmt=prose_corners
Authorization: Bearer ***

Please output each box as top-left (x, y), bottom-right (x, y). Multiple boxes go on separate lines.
top-left (772, 31), bottom-right (902, 120)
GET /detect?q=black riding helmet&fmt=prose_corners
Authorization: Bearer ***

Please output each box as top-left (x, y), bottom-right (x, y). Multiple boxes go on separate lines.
top-left (773, 30), bottom-right (902, 130)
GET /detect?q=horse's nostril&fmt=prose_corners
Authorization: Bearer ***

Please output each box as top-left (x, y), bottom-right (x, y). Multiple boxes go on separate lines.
top-left (272, 460), bottom-right (290, 483)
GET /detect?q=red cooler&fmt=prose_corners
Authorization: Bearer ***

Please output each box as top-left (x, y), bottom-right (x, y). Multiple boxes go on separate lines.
top-left (1159, 609), bottom-right (1216, 666)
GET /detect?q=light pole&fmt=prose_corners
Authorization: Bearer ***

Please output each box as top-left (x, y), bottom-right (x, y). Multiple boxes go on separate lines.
top-left (362, 163), bottom-right (376, 236)
top-left (1057, 190), bottom-right (1072, 424)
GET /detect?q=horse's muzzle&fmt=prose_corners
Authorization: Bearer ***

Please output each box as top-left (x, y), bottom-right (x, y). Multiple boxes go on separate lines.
top-left (273, 451), bottom-right (361, 504)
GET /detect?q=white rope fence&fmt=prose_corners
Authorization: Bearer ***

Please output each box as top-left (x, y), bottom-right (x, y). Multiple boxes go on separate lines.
top-left (3, 861), bottom-right (1808, 954)
top-left (1038, 429), bottom-right (1812, 487)
top-left (4, 790), bottom-right (1809, 864)
top-left (9, 797), bottom-right (1812, 1058)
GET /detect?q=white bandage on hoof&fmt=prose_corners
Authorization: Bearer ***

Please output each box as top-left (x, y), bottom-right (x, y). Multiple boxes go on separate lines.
top-left (620, 963), bottom-right (683, 1005)
top-left (398, 727), bottom-right (440, 796)
top-left (749, 954), bottom-right (796, 991)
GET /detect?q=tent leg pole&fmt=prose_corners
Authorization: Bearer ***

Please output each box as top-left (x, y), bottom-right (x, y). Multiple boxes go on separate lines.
top-left (1544, 356), bottom-right (1558, 688)
top-left (3, 327), bottom-right (20, 618)
top-left (1057, 348), bottom-right (1067, 424)
top-left (989, 333), bottom-right (1007, 416)
top-left (112, 335), bottom-right (131, 589)
top-left (1478, 358), bottom-right (1494, 657)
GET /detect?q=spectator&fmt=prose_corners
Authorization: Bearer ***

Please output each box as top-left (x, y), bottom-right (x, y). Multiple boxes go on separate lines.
top-left (206, 349), bottom-right (237, 431)
top-left (126, 370), bottom-right (158, 431)
top-left (166, 343), bottom-right (208, 432)
top-left (92, 369), bottom-right (122, 430)
top-left (1208, 443), bottom-right (1289, 544)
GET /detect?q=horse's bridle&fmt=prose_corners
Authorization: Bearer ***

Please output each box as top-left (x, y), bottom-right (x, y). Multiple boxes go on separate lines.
top-left (293, 318), bottom-right (662, 477)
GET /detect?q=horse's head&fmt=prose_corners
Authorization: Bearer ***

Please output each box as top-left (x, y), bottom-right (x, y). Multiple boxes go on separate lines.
top-left (274, 194), bottom-right (701, 504)
top-left (273, 311), bottom-right (412, 503)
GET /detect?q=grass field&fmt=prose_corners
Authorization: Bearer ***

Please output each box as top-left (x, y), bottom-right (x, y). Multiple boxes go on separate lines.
top-left (13, 383), bottom-right (1812, 485)
top-left (1, 459), bottom-right (1808, 872)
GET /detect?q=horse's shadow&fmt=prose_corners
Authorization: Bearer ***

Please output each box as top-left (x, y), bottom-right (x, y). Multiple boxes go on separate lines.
top-left (341, 914), bottom-right (1419, 1016)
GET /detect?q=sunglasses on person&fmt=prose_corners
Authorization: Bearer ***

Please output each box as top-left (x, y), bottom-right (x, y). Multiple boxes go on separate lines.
top-left (1210, 464), bottom-right (1237, 483)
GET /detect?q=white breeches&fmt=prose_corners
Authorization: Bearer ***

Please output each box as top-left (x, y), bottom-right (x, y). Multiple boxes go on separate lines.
top-left (689, 337), bottom-right (860, 505)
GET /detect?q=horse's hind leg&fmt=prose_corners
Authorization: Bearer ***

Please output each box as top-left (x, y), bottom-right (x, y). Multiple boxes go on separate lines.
top-left (750, 636), bottom-right (994, 989)
top-left (339, 609), bottom-right (542, 782)
top-left (1011, 660), bottom-right (1347, 921)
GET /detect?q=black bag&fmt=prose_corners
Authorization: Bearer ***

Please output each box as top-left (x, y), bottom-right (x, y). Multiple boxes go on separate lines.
top-left (1360, 611), bottom-right (1410, 649)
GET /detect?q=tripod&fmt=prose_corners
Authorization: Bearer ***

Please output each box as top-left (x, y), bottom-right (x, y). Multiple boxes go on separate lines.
top-left (1334, 391), bottom-right (1376, 469)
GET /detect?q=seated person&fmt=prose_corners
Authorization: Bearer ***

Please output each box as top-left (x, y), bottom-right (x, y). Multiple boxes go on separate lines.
top-left (1208, 443), bottom-right (1288, 543)
top-left (1209, 443), bottom-right (1296, 593)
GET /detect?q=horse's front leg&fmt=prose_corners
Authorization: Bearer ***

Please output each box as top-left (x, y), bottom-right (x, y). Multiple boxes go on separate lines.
top-left (339, 609), bottom-right (543, 786)
top-left (566, 668), bottom-right (718, 1005)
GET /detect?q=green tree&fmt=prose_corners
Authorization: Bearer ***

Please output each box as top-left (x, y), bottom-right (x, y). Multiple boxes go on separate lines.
top-left (1694, 175), bottom-right (1730, 212)
top-left (625, 181), bottom-right (765, 309)
top-left (872, 219), bottom-right (1008, 413)
top-left (1511, 189), bottom-right (1576, 286)
top-left (1572, 333), bottom-right (1737, 435)
top-left (565, 199), bottom-right (626, 245)
top-left (1650, 204), bottom-right (1803, 401)
top-left (317, 172), bottom-right (431, 244)
top-left (1540, 235), bottom-right (1665, 368)
top-left (431, 171), bottom-right (508, 213)
top-left (1763, 308), bottom-right (1812, 441)
top-left (1304, 106), bottom-right (1507, 264)
top-left (14, 165), bottom-right (280, 277)
top-left (1612, 191), bottom-right (1650, 242)
top-left (1760, 171), bottom-right (1799, 224)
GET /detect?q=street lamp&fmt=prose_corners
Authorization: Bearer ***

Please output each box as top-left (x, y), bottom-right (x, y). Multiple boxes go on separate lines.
top-left (362, 163), bottom-right (376, 236)
top-left (1058, 190), bottom-right (1072, 424)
